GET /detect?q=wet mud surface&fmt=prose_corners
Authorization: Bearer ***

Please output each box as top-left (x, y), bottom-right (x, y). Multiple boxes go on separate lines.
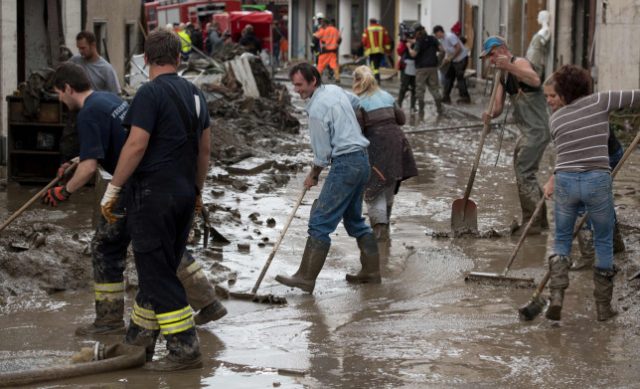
top-left (2, 79), bottom-right (640, 387)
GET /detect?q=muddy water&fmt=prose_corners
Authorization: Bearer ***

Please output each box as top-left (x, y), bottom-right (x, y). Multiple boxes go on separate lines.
top-left (2, 90), bottom-right (640, 387)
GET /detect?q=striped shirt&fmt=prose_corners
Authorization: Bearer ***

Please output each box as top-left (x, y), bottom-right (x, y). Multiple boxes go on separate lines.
top-left (550, 90), bottom-right (640, 173)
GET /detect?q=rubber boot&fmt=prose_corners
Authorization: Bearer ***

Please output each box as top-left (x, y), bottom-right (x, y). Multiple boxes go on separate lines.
top-left (572, 228), bottom-right (595, 271)
top-left (418, 101), bottom-right (425, 121)
top-left (593, 268), bottom-right (618, 321)
top-left (75, 299), bottom-right (126, 336)
top-left (346, 233), bottom-right (382, 284)
top-left (613, 223), bottom-right (626, 254)
top-left (125, 322), bottom-right (160, 362)
top-left (176, 257), bottom-right (227, 325)
top-left (372, 223), bottom-right (390, 242)
top-left (545, 255), bottom-right (570, 321)
top-left (334, 67), bottom-right (341, 85)
top-left (144, 328), bottom-right (202, 371)
top-left (275, 237), bottom-right (330, 293)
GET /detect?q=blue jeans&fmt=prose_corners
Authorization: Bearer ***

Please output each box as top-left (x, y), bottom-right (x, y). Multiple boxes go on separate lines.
top-left (309, 149), bottom-right (372, 243)
top-left (554, 171), bottom-right (615, 270)
top-left (576, 146), bottom-right (623, 229)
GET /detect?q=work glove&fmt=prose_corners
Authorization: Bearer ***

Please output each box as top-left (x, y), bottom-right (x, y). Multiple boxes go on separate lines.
top-left (43, 186), bottom-right (71, 206)
top-left (194, 191), bottom-right (203, 216)
top-left (100, 183), bottom-right (122, 224)
top-left (56, 156), bottom-right (80, 184)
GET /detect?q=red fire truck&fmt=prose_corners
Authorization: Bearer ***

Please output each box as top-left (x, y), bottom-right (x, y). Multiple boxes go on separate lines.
top-left (144, 0), bottom-right (242, 32)
top-left (144, 0), bottom-right (273, 51)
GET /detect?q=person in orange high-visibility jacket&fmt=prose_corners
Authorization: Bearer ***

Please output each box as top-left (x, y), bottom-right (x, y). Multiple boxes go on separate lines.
top-left (314, 18), bottom-right (341, 83)
top-left (362, 18), bottom-right (392, 83)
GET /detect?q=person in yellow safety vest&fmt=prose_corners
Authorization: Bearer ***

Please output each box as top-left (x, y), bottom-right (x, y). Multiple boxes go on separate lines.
top-left (362, 18), bottom-right (392, 83)
top-left (314, 17), bottom-right (341, 83)
top-left (177, 23), bottom-right (192, 61)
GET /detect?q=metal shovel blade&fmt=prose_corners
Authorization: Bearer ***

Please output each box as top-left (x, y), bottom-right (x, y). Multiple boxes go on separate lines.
top-left (451, 198), bottom-right (478, 234)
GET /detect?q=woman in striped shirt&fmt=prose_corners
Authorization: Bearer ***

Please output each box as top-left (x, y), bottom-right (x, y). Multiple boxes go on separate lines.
top-left (542, 64), bottom-right (639, 322)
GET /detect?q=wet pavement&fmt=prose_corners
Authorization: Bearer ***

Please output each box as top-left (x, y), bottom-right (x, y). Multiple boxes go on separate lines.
top-left (2, 77), bottom-right (640, 387)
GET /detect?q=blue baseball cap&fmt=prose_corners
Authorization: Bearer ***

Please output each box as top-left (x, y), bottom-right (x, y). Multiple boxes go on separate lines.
top-left (480, 36), bottom-right (506, 58)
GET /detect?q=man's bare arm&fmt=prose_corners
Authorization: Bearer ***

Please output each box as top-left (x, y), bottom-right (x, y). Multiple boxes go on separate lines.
top-left (111, 126), bottom-right (150, 187)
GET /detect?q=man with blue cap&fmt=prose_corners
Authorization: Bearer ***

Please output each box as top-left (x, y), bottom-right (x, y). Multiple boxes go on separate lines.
top-left (480, 36), bottom-right (550, 236)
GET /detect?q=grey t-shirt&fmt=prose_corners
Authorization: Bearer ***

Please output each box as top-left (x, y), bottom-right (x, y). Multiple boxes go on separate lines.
top-left (551, 90), bottom-right (640, 173)
top-left (69, 55), bottom-right (120, 93)
top-left (441, 32), bottom-right (468, 63)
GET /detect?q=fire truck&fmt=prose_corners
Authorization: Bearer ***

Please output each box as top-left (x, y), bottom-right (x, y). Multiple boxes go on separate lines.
top-left (144, 0), bottom-right (242, 32)
top-left (143, 0), bottom-right (273, 51)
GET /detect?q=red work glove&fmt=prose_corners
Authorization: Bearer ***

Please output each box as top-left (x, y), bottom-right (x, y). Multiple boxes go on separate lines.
top-left (56, 157), bottom-right (80, 184)
top-left (43, 186), bottom-right (71, 206)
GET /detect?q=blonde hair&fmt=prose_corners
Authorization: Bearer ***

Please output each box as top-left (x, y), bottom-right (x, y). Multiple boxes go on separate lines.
top-left (352, 65), bottom-right (379, 96)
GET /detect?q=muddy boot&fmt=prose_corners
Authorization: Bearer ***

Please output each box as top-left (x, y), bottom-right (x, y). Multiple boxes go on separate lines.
top-left (545, 255), bottom-right (570, 321)
top-left (125, 322), bottom-right (160, 362)
top-left (275, 237), bottom-right (330, 293)
top-left (372, 223), bottom-right (390, 242)
top-left (593, 268), bottom-right (618, 321)
top-left (75, 299), bottom-right (126, 336)
top-left (613, 223), bottom-right (626, 254)
top-left (572, 228), bottom-right (595, 271)
top-left (194, 300), bottom-right (228, 325)
top-left (144, 328), bottom-right (202, 371)
top-left (177, 255), bottom-right (227, 325)
top-left (346, 233), bottom-right (382, 284)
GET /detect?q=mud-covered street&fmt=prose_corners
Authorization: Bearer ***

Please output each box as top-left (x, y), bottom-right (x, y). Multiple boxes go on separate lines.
top-left (2, 78), bottom-right (640, 388)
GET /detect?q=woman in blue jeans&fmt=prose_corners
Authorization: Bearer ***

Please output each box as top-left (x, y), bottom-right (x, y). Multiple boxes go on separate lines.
top-left (542, 65), bottom-right (640, 321)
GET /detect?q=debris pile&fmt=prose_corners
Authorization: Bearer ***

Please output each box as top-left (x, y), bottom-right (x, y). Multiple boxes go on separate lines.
top-left (196, 54), bottom-right (301, 161)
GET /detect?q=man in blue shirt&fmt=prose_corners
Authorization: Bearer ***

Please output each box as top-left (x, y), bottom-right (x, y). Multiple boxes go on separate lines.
top-left (100, 29), bottom-right (211, 371)
top-left (275, 63), bottom-right (381, 293)
top-left (46, 62), bottom-right (226, 341)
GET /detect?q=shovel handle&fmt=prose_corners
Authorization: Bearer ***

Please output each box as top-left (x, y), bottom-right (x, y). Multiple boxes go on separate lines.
top-left (461, 70), bottom-right (502, 203)
top-left (501, 196), bottom-right (546, 276)
top-left (0, 160), bottom-right (79, 233)
top-left (250, 186), bottom-right (307, 295)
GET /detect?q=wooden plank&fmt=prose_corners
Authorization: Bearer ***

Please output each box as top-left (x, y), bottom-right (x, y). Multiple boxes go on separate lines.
top-left (227, 157), bottom-right (273, 175)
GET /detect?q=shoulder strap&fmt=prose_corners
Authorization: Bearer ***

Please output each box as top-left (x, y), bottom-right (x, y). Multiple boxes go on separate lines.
top-left (156, 77), bottom-right (200, 136)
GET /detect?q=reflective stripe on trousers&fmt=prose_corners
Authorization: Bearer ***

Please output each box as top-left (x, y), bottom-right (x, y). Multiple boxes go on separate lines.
top-left (95, 281), bottom-right (125, 301)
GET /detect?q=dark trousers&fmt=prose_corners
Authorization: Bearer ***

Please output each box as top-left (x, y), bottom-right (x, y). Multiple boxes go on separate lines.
top-left (91, 193), bottom-right (129, 285)
top-left (443, 56), bottom-right (470, 99)
top-left (369, 53), bottom-right (384, 83)
top-left (398, 72), bottom-right (416, 109)
top-left (127, 173), bottom-right (195, 315)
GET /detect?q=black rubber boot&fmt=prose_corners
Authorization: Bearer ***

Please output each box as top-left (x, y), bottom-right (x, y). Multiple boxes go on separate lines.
top-left (275, 237), bottom-right (330, 293)
top-left (75, 299), bottom-right (126, 336)
top-left (346, 233), bottom-right (382, 284)
top-left (125, 322), bottom-right (160, 362)
top-left (593, 268), bottom-right (618, 321)
top-left (572, 228), bottom-right (595, 271)
top-left (545, 255), bottom-right (570, 321)
top-left (144, 328), bottom-right (202, 371)
top-left (613, 223), bottom-right (626, 254)
top-left (177, 254), bottom-right (227, 325)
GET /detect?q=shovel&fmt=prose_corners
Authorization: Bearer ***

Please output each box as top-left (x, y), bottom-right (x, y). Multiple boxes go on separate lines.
top-left (465, 196), bottom-right (545, 287)
top-left (223, 186), bottom-right (307, 303)
top-left (451, 70), bottom-right (502, 234)
top-left (519, 128), bottom-right (640, 320)
top-left (0, 159), bottom-right (79, 234)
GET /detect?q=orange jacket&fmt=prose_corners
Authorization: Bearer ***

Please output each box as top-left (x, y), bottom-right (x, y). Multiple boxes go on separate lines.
top-left (362, 23), bottom-right (391, 56)
top-left (314, 25), bottom-right (340, 52)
